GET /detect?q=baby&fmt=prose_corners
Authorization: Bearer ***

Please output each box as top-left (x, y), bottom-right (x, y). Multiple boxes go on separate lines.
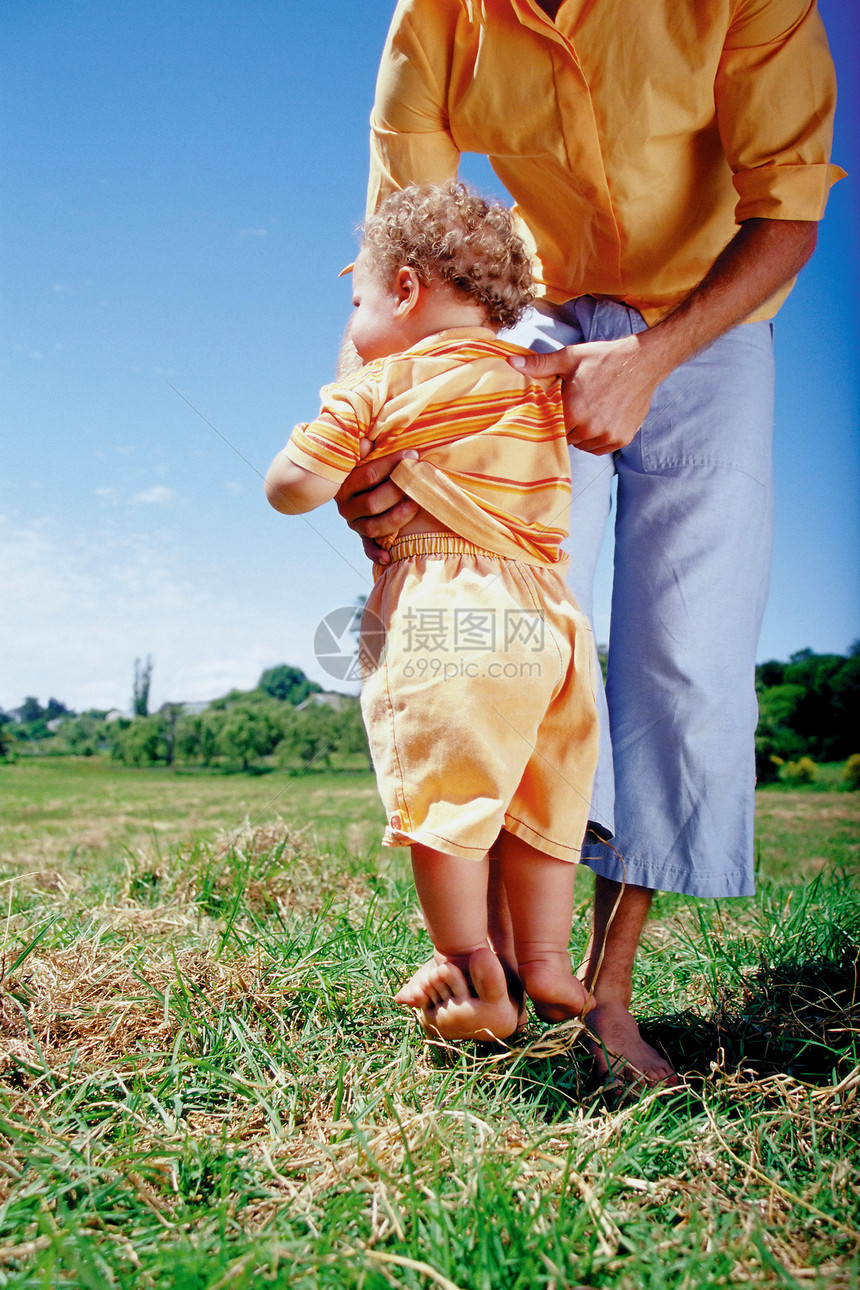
top-left (266, 181), bottom-right (598, 1041)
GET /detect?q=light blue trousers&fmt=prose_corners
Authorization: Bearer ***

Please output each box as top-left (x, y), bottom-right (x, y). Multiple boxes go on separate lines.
top-left (506, 297), bottom-right (775, 897)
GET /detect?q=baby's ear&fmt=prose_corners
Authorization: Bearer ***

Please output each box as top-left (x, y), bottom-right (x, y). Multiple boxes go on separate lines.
top-left (395, 266), bottom-right (422, 312)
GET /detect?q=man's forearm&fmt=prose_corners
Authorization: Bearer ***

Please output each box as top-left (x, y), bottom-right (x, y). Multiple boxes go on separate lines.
top-left (511, 217), bottom-right (819, 453)
top-left (638, 217), bottom-right (819, 386)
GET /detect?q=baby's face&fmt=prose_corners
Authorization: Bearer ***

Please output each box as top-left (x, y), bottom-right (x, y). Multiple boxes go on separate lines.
top-left (349, 252), bottom-right (406, 362)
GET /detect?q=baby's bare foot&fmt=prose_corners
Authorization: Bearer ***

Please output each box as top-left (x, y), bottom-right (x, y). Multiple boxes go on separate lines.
top-left (395, 957), bottom-right (470, 1010)
top-left (519, 956), bottom-right (596, 1024)
top-left (586, 1000), bottom-right (677, 1087)
top-left (396, 947), bottom-right (522, 1042)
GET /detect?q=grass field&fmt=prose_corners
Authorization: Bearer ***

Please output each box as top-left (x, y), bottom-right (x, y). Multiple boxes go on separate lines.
top-left (0, 758), bottom-right (858, 1288)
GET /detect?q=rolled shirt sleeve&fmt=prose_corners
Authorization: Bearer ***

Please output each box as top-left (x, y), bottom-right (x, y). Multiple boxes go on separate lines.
top-left (367, 1), bottom-right (461, 215)
top-left (718, 0), bottom-right (845, 222)
top-left (365, 0), bottom-right (845, 320)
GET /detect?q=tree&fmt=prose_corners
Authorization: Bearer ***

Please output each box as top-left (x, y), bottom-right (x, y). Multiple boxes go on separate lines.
top-left (111, 715), bottom-right (167, 766)
top-left (216, 704), bottom-right (281, 771)
top-left (274, 703), bottom-right (365, 771)
top-left (18, 696), bottom-right (44, 724)
top-left (782, 652), bottom-right (859, 760)
top-left (755, 683), bottom-right (806, 782)
top-left (756, 659), bottom-right (786, 688)
top-left (258, 664), bottom-right (321, 706)
top-left (326, 697), bottom-right (372, 765)
top-left (14, 698), bottom-right (51, 744)
top-left (755, 648), bottom-right (860, 772)
top-left (45, 697), bottom-right (74, 721)
top-left (58, 711), bottom-right (109, 756)
top-left (276, 708), bottom-right (335, 770)
top-left (132, 656), bottom-right (154, 717)
top-left (159, 703), bottom-right (184, 767)
top-left (828, 656), bottom-right (860, 760)
top-left (175, 711), bottom-right (221, 766)
top-left (757, 683), bottom-right (805, 731)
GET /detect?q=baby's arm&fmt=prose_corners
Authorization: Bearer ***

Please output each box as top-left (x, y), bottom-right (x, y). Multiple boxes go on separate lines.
top-left (264, 449), bottom-right (341, 515)
top-left (267, 376), bottom-right (371, 515)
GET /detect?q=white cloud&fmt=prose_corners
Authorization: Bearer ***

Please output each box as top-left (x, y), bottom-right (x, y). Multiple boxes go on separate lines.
top-left (0, 512), bottom-right (352, 713)
top-left (237, 227), bottom-right (267, 240)
top-left (133, 485), bottom-right (174, 505)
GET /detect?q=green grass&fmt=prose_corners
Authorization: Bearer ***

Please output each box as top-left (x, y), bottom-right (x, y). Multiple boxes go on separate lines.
top-left (0, 759), bottom-right (858, 1288)
top-left (0, 757), bottom-right (386, 887)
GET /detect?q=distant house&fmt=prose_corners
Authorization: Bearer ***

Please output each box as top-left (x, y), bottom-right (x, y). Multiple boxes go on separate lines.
top-left (296, 691), bottom-right (349, 712)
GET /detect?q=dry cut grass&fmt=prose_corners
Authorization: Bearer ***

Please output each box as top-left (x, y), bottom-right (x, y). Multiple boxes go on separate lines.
top-left (0, 776), bottom-right (858, 1287)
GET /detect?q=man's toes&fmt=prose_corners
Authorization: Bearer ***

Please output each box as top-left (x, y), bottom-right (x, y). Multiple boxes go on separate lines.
top-left (590, 1031), bottom-right (677, 1087)
top-left (644, 1056), bottom-right (679, 1087)
top-left (583, 1001), bottom-right (678, 1087)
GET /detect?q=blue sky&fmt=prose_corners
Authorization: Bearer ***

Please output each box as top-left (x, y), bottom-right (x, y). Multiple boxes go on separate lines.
top-left (2, 0), bottom-right (858, 715)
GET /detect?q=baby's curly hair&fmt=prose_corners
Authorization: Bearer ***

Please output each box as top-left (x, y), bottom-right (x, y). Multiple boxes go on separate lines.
top-left (361, 181), bottom-right (535, 329)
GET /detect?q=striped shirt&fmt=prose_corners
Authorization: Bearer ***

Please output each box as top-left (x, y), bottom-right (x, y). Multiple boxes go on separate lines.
top-left (285, 328), bottom-right (571, 567)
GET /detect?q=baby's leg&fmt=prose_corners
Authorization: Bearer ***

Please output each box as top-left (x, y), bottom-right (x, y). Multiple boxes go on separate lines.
top-left (394, 860), bottom-right (527, 1032)
top-left (496, 831), bottom-right (594, 1023)
top-left (395, 843), bottom-right (522, 1042)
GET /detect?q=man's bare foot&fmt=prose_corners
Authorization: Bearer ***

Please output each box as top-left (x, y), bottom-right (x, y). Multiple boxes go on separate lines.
top-left (395, 946), bottom-right (523, 1042)
top-left (519, 955), bottom-right (596, 1024)
top-left (585, 1000), bottom-right (677, 1087)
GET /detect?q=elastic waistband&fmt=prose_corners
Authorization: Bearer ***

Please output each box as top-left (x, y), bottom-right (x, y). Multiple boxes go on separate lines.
top-left (385, 532), bottom-right (502, 562)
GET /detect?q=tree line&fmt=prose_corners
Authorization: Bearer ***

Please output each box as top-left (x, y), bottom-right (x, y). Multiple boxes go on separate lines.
top-left (754, 646), bottom-right (859, 785)
top-left (0, 664), bottom-right (370, 773)
top-left (2, 649), bottom-right (857, 783)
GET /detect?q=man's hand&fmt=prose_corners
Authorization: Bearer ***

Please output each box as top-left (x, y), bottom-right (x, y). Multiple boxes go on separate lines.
top-left (511, 219), bottom-right (820, 456)
top-left (334, 443), bottom-right (420, 564)
top-left (510, 334), bottom-right (664, 455)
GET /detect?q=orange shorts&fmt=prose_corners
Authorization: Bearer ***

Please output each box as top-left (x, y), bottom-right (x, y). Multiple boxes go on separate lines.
top-left (360, 534), bottom-right (599, 863)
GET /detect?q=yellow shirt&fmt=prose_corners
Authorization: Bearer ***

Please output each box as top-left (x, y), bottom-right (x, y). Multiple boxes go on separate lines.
top-left (368, 0), bottom-right (844, 323)
top-left (285, 329), bottom-right (571, 566)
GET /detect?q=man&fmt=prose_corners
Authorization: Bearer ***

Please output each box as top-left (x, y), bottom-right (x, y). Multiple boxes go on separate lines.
top-left (336, 0), bottom-right (843, 1082)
